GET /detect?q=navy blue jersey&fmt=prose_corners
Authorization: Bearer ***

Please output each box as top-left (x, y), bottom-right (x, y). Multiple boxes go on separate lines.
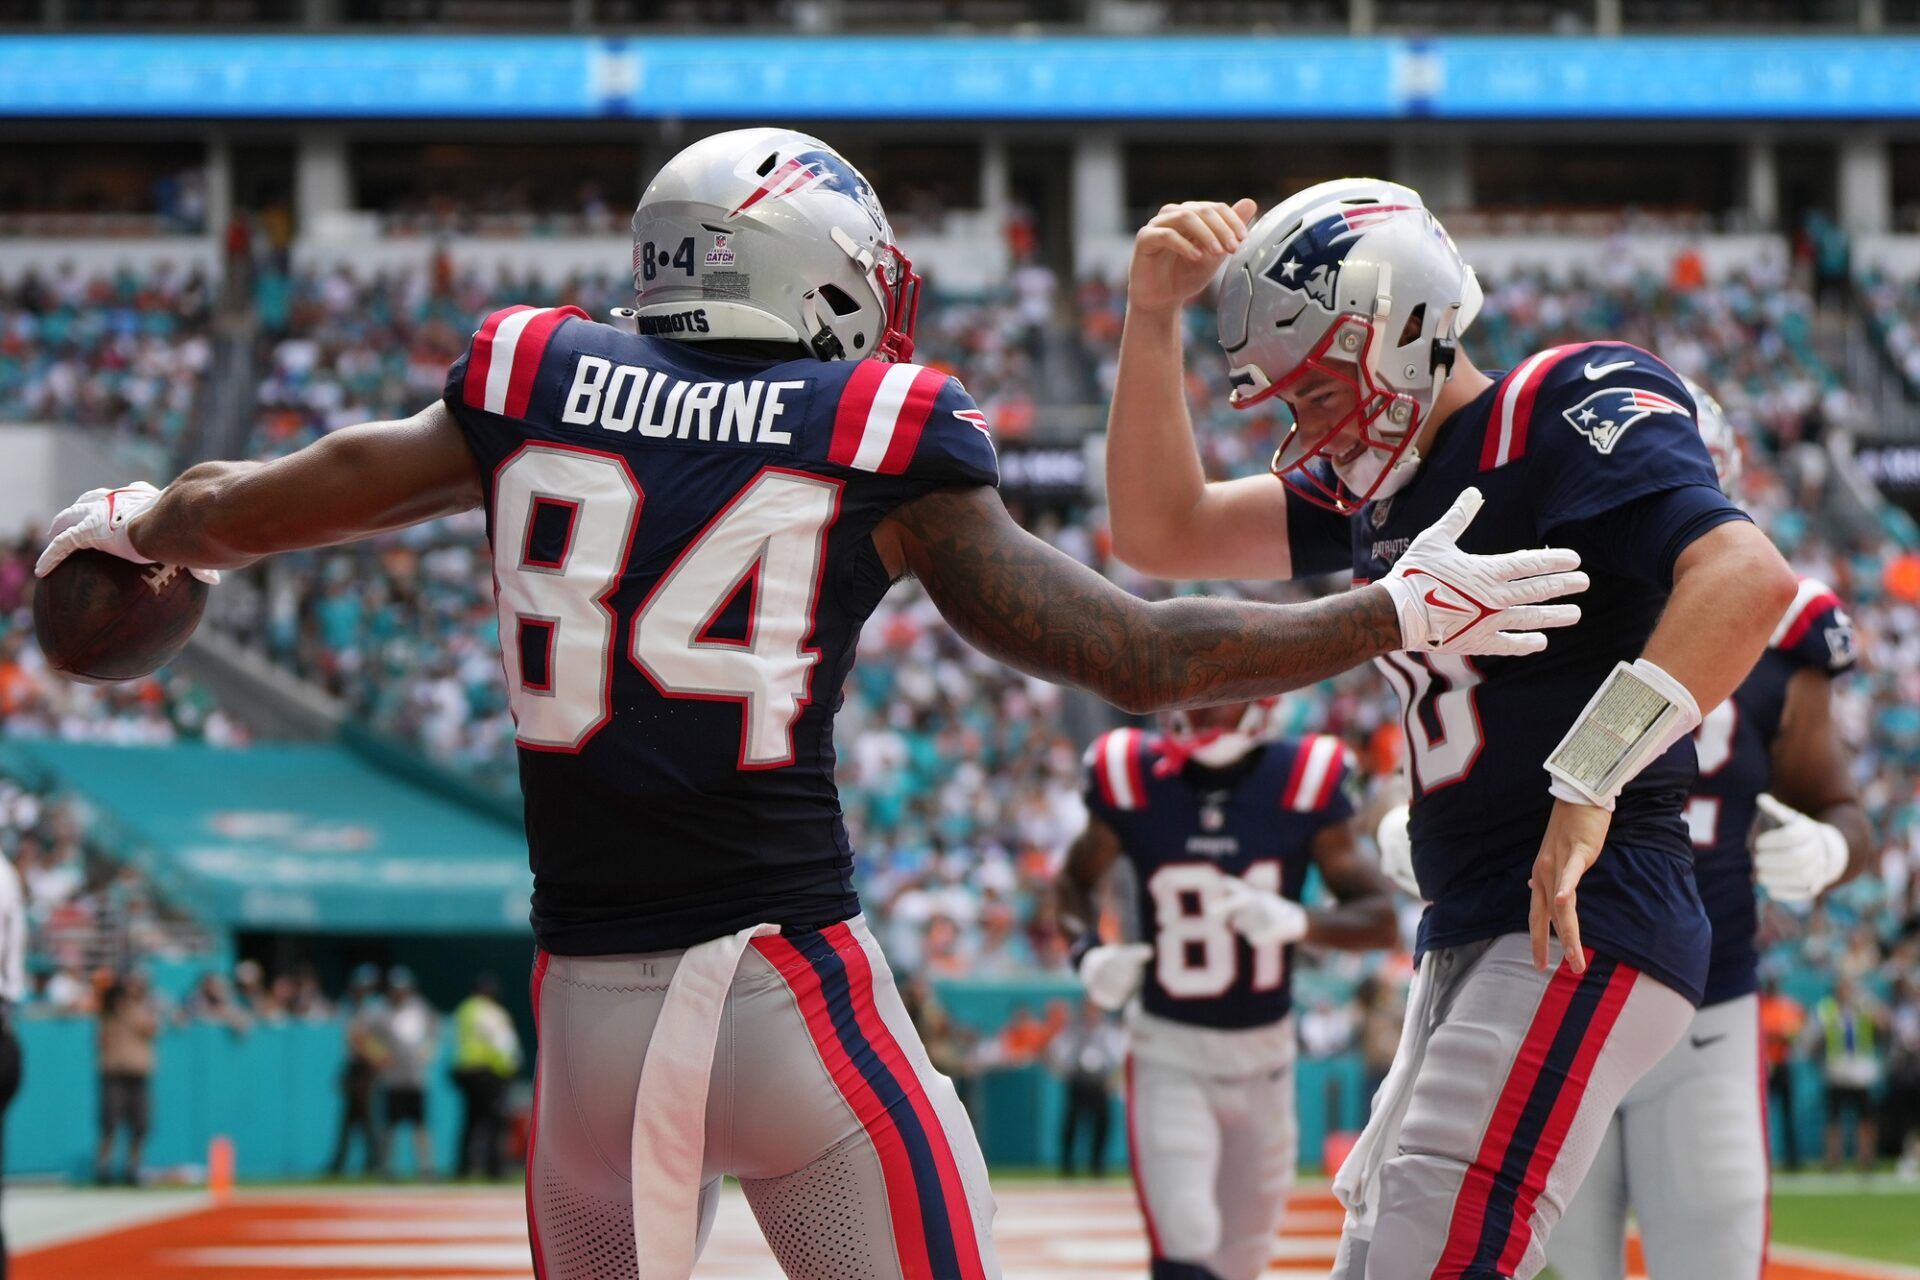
top-left (1349, 343), bottom-right (1748, 1004)
top-left (1690, 578), bottom-right (1856, 1007)
top-left (1082, 728), bottom-right (1352, 1030)
top-left (443, 305), bottom-right (998, 954)
top-left (1283, 468), bottom-right (1355, 579)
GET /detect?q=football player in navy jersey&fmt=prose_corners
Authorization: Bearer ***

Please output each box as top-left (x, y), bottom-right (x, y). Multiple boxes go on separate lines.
top-left (1102, 180), bottom-right (1801, 1279)
top-left (36, 135), bottom-right (1586, 1280)
top-left (1056, 701), bottom-right (1398, 1280)
top-left (1548, 385), bottom-right (1873, 1280)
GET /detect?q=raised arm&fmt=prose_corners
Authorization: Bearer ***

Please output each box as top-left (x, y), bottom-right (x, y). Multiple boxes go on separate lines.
top-left (41, 402), bottom-right (483, 575)
top-left (1106, 198), bottom-right (1323, 581)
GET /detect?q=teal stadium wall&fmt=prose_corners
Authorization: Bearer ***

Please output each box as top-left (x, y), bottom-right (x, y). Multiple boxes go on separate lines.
top-left (9, 1009), bottom-right (1839, 1180)
top-left (11, 1018), bottom-right (466, 1181)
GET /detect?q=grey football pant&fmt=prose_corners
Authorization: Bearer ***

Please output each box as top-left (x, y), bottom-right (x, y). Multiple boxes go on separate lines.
top-left (1125, 1053), bottom-right (1296, 1280)
top-left (1332, 935), bottom-right (1693, 1280)
top-left (1547, 993), bottom-right (1768, 1280)
top-left (525, 917), bottom-right (999, 1280)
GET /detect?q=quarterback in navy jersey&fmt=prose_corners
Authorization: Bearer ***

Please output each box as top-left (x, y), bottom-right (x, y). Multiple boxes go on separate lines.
top-left (32, 134), bottom-right (1588, 1280)
top-left (1551, 391), bottom-right (1872, 1280)
top-left (1056, 702), bottom-right (1397, 1280)
top-left (1103, 180), bottom-right (1799, 1279)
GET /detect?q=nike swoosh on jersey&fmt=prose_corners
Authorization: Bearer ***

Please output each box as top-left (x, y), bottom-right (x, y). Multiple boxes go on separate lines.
top-left (1584, 359), bottom-right (1637, 380)
top-left (1690, 1032), bottom-right (1727, 1050)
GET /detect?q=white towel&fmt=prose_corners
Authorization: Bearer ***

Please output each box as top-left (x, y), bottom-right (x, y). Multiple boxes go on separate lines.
top-left (1331, 955), bottom-right (1435, 1241)
top-left (631, 922), bottom-right (779, 1280)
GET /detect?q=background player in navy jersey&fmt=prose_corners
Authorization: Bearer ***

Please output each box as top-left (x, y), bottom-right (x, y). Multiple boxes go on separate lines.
top-left (33, 134), bottom-right (1585, 1280)
top-left (1101, 179), bottom-right (1802, 1279)
top-left (1055, 700), bottom-right (1398, 1280)
top-left (1546, 385), bottom-right (1874, 1280)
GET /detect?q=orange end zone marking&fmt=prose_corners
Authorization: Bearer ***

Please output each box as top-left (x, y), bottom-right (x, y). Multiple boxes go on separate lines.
top-left (15, 1187), bottom-right (1904, 1280)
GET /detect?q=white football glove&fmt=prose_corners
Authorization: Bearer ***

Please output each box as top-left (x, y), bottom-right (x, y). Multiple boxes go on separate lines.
top-left (1206, 876), bottom-right (1310, 947)
top-left (1753, 793), bottom-right (1847, 903)
top-left (35, 483), bottom-right (219, 584)
top-left (1375, 803), bottom-right (1422, 898)
top-left (1076, 943), bottom-right (1154, 1012)
top-left (1380, 487), bottom-right (1585, 657)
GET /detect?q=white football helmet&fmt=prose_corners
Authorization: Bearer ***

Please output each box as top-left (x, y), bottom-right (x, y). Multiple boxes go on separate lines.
top-left (1216, 178), bottom-right (1483, 512)
top-left (1678, 373), bottom-right (1743, 497)
top-left (629, 128), bottom-right (920, 363)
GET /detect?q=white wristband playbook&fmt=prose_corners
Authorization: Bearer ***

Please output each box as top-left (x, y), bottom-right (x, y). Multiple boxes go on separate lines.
top-left (1545, 658), bottom-right (1701, 812)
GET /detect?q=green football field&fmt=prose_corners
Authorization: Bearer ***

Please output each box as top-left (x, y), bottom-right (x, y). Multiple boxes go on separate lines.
top-left (1770, 1178), bottom-right (1920, 1268)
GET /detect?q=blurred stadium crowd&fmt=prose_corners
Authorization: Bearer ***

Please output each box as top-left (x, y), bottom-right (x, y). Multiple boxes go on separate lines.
top-left (4, 245), bottom-right (1920, 1156)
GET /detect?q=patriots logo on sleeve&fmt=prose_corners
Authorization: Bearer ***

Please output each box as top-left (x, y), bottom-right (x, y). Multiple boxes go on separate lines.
top-left (1560, 386), bottom-right (1692, 456)
top-left (1265, 204), bottom-right (1416, 311)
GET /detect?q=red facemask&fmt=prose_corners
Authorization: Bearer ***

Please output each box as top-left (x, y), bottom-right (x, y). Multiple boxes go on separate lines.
top-left (873, 241), bottom-right (921, 364)
top-left (1232, 316), bottom-right (1425, 515)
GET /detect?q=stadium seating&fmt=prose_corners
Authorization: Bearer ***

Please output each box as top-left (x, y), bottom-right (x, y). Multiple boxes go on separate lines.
top-left (3, 252), bottom-right (1914, 1112)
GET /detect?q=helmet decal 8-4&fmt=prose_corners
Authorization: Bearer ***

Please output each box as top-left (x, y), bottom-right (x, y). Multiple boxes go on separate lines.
top-left (1217, 178), bottom-right (1483, 513)
top-left (630, 128), bottom-right (920, 364)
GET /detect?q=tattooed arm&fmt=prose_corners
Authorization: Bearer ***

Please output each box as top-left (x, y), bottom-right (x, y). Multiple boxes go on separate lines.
top-left (873, 485), bottom-right (1400, 714)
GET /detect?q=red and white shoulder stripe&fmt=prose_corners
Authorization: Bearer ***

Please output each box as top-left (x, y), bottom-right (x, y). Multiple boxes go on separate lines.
top-left (1280, 734), bottom-right (1346, 814)
top-left (1770, 577), bottom-right (1843, 650)
top-left (460, 305), bottom-right (589, 420)
top-left (829, 360), bottom-right (952, 475)
top-left (1090, 728), bottom-right (1151, 812)
top-left (1479, 341), bottom-right (1613, 471)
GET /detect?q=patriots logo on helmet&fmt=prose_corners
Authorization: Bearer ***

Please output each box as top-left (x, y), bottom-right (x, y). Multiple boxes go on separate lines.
top-left (1264, 204), bottom-right (1417, 311)
top-left (1561, 386), bottom-right (1692, 455)
top-left (730, 148), bottom-right (887, 233)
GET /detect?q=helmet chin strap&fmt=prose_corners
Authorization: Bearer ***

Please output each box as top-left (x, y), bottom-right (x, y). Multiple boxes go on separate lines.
top-left (1334, 442), bottom-right (1423, 504)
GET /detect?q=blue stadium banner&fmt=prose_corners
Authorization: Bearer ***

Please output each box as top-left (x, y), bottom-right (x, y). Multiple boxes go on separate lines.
top-left (6, 34), bottom-right (1920, 120)
top-left (0, 34), bottom-right (1398, 119)
top-left (1433, 36), bottom-right (1920, 119)
top-left (0, 35), bottom-right (607, 117)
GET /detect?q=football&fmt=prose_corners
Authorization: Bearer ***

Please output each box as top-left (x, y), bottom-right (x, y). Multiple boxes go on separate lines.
top-left (32, 549), bottom-right (210, 684)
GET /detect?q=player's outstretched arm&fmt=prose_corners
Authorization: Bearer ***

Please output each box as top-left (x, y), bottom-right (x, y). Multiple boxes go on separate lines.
top-left (1105, 198), bottom-right (1308, 581)
top-left (880, 484), bottom-right (1584, 714)
top-left (1303, 820), bottom-right (1400, 951)
top-left (883, 484), bottom-right (1396, 713)
top-left (1529, 519), bottom-right (1798, 970)
top-left (1762, 667), bottom-right (1874, 896)
top-left (43, 402), bottom-right (483, 575)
